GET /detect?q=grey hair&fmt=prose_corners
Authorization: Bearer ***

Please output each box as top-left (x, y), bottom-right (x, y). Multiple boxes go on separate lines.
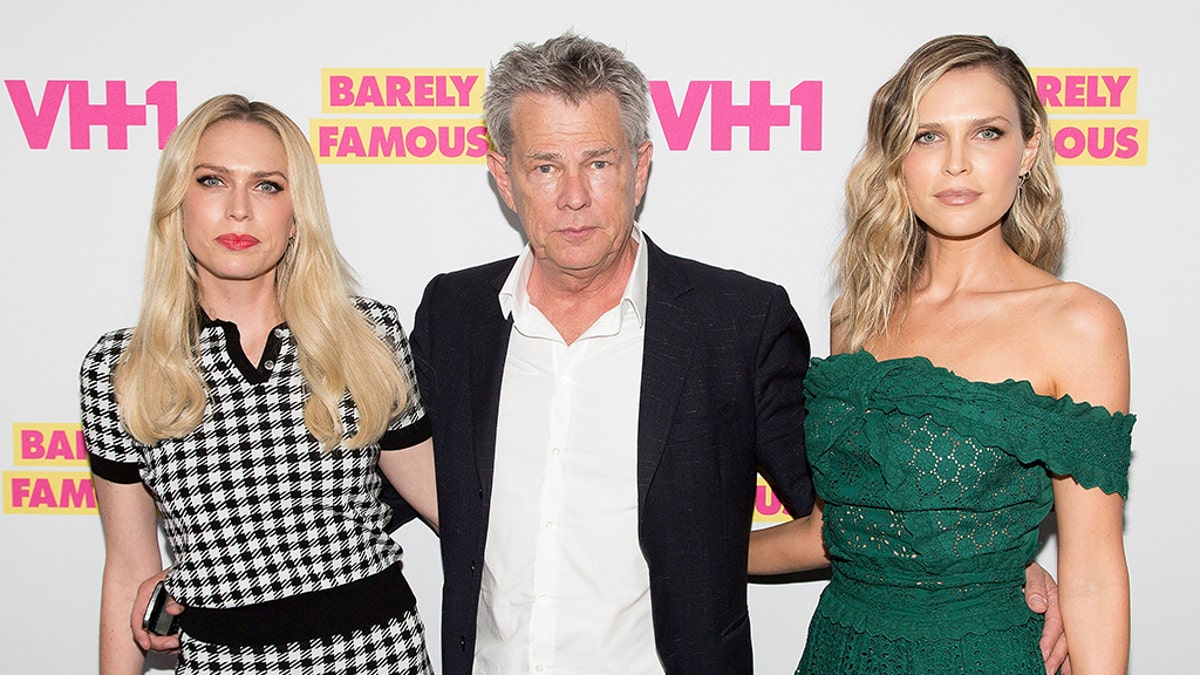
top-left (483, 32), bottom-right (651, 159)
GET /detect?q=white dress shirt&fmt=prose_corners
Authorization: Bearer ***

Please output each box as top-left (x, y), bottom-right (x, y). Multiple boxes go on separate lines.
top-left (473, 228), bottom-right (664, 674)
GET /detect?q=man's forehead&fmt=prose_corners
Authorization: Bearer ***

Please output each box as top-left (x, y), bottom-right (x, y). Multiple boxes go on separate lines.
top-left (510, 92), bottom-right (619, 125)
top-left (509, 91), bottom-right (627, 154)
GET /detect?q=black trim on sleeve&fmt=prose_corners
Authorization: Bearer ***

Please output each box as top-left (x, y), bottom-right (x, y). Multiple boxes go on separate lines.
top-left (88, 452), bottom-right (142, 484)
top-left (379, 415), bottom-right (432, 451)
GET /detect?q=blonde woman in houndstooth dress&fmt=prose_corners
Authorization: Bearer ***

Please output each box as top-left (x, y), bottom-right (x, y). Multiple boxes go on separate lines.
top-left (81, 94), bottom-right (436, 674)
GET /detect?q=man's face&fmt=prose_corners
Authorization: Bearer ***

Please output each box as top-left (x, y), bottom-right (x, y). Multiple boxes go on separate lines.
top-left (488, 92), bottom-right (652, 283)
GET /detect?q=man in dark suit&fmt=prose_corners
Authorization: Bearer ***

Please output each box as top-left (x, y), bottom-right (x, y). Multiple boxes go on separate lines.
top-left (410, 33), bottom-right (814, 674)
top-left (408, 33), bottom-right (1073, 675)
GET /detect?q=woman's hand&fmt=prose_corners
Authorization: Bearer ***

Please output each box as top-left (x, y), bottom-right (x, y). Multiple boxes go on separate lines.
top-left (129, 568), bottom-right (182, 653)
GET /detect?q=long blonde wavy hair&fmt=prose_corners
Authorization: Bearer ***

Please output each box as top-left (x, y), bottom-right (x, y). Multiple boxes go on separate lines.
top-left (114, 94), bottom-right (409, 450)
top-left (835, 35), bottom-right (1065, 351)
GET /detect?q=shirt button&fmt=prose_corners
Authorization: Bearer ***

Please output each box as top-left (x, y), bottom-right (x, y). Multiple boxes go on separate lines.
top-left (559, 375), bottom-right (569, 384)
top-left (544, 521), bottom-right (555, 530)
top-left (551, 447), bottom-right (561, 456)
top-left (263, 360), bottom-right (274, 370)
top-left (535, 666), bottom-right (544, 673)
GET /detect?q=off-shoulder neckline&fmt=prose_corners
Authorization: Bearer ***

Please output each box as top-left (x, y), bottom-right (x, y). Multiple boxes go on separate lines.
top-left (814, 351), bottom-right (1132, 421)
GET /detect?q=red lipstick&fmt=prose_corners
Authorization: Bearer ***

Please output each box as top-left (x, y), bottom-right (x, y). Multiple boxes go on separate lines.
top-left (216, 234), bottom-right (260, 250)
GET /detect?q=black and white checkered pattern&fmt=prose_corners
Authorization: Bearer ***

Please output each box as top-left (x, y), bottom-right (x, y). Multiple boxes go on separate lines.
top-left (81, 298), bottom-right (430, 668)
top-left (177, 607), bottom-right (432, 674)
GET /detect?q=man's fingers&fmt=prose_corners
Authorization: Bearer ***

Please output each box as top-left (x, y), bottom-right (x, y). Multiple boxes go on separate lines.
top-left (1044, 636), bottom-right (1070, 675)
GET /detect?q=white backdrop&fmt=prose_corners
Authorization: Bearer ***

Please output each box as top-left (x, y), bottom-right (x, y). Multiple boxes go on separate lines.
top-left (1, 1), bottom-right (1194, 672)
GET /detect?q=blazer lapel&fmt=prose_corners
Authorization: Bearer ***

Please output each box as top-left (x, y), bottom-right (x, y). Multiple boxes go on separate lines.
top-left (637, 238), bottom-right (698, 507)
top-left (469, 266), bottom-right (515, 502)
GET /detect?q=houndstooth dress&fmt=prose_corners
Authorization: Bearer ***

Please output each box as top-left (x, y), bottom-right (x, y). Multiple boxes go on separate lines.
top-left (82, 298), bottom-right (433, 674)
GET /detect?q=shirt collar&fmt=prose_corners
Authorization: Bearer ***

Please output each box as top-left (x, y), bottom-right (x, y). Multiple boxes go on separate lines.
top-left (498, 225), bottom-right (648, 329)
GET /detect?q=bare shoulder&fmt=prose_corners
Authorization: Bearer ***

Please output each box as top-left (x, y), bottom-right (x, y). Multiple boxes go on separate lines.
top-left (829, 295), bottom-right (851, 355)
top-left (1035, 282), bottom-right (1130, 411)
top-left (1040, 282), bottom-right (1127, 349)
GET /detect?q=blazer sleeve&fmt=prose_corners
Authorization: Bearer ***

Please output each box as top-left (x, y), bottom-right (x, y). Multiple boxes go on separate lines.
top-left (379, 272), bottom-right (451, 533)
top-left (753, 284), bottom-right (815, 517)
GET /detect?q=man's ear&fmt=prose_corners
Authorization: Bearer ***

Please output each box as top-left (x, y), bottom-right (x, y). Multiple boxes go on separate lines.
top-left (487, 150), bottom-right (517, 212)
top-left (634, 140), bottom-right (653, 206)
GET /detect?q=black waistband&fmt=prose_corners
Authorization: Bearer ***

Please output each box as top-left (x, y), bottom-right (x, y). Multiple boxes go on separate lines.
top-left (178, 563), bottom-right (416, 647)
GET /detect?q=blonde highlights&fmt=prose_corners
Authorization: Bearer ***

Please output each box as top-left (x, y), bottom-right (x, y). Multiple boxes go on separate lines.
top-left (835, 35), bottom-right (1065, 351)
top-left (115, 94), bottom-right (409, 450)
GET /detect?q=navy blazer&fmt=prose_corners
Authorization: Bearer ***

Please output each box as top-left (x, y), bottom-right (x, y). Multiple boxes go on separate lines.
top-left (409, 236), bottom-right (813, 674)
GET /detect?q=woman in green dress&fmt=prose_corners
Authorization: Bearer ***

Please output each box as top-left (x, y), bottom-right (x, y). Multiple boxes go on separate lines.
top-left (750, 35), bottom-right (1133, 673)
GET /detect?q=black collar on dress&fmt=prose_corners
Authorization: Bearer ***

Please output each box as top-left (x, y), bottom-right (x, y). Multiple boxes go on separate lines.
top-left (197, 308), bottom-right (287, 385)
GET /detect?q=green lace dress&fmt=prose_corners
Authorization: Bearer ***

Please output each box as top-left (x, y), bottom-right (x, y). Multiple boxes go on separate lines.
top-left (799, 351), bottom-right (1133, 674)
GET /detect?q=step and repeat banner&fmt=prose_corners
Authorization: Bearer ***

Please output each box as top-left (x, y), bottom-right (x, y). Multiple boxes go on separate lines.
top-left (1, 2), bottom-right (1192, 672)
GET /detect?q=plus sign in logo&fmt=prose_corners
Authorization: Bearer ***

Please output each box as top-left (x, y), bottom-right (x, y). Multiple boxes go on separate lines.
top-left (5, 80), bottom-right (178, 150)
top-left (649, 80), bottom-right (823, 152)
